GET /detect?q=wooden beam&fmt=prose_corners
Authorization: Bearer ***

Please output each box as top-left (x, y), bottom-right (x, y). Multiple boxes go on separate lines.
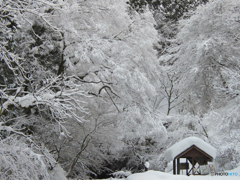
top-left (177, 158), bottom-right (180, 174)
top-left (173, 159), bottom-right (176, 175)
top-left (192, 157), bottom-right (195, 175)
top-left (195, 157), bottom-right (207, 175)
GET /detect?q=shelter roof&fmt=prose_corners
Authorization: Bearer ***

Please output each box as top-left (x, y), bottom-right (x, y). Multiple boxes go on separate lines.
top-left (164, 137), bottom-right (217, 162)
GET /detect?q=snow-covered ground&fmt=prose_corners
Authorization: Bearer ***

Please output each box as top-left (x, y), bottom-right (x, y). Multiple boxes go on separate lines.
top-left (127, 170), bottom-right (240, 180)
top-left (97, 165), bottom-right (240, 180)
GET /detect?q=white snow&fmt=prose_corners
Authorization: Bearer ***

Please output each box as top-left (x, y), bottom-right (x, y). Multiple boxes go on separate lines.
top-left (144, 161), bottom-right (150, 169)
top-left (12, 93), bottom-right (57, 108)
top-left (0, 122), bottom-right (13, 132)
top-left (164, 137), bottom-right (217, 162)
top-left (127, 171), bottom-right (175, 180)
top-left (15, 94), bottom-right (37, 108)
top-left (126, 170), bottom-right (240, 180)
top-left (48, 164), bottom-right (68, 180)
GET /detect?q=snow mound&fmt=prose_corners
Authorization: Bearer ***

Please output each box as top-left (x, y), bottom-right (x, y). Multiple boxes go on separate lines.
top-left (164, 137), bottom-right (217, 162)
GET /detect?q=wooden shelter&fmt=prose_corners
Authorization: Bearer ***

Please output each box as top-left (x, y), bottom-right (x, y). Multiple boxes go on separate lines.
top-left (164, 137), bottom-right (217, 176)
top-left (172, 145), bottom-right (213, 175)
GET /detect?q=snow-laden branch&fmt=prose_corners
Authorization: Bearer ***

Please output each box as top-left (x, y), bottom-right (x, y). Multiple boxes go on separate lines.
top-left (2, 75), bottom-right (89, 128)
top-left (0, 45), bottom-right (27, 81)
top-left (0, 0), bottom-right (63, 32)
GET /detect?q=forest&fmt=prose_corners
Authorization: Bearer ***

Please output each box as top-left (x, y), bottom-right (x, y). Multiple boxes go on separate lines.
top-left (0, 0), bottom-right (240, 179)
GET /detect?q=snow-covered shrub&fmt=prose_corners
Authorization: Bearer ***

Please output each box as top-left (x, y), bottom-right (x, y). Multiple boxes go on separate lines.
top-left (203, 103), bottom-right (240, 171)
top-left (111, 170), bottom-right (132, 178)
top-left (215, 147), bottom-right (240, 171)
top-left (0, 135), bottom-right (49, 180)
top-left (149, 154), bottom-right (167, 172)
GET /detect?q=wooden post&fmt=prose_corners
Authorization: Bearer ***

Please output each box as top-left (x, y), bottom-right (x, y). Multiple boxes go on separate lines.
top-left (173, 158), bottom-right (176, 175)
top-left (192, 157), bottom-right (195, 175)
top-left (177, 158), bottom-right (180, 175)
top-left (186, 158), bottom-right (188, 175)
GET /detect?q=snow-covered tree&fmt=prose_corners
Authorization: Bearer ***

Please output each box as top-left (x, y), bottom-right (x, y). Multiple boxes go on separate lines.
top-left (156, 70), bottom-right (183, 115)
top-left (20, 0), bottom-right (167, 177)
top-left (1, 0), bottom-right (91, 131)
top-left (127, 0), bottom-right (209, 21)
top-left (0, 1), bottom-right (91, 178)
top-left (159, 0), bottom-right (240, 115)
top-left (158, 0), bottom-right (240, 171)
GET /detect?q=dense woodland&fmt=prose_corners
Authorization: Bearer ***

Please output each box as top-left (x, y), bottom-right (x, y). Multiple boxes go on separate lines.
top-left (1, 0), bottom-right (240, 179)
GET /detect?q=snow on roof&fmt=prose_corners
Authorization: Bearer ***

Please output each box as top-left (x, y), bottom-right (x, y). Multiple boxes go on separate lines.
top-left (164, 137), bottom-right (217, 162)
